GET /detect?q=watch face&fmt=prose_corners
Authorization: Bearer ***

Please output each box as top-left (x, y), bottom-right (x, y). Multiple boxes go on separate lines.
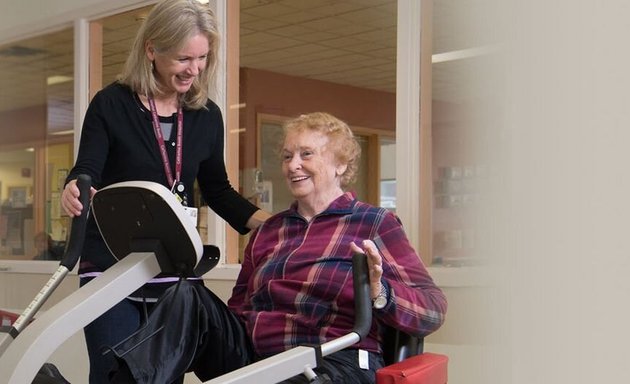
top-left (373, 296), bottom-right (387, 309)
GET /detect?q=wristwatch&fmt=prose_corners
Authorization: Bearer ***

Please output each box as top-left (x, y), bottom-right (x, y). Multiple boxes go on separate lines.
top-left (372, 282), bottom-right (389, 310)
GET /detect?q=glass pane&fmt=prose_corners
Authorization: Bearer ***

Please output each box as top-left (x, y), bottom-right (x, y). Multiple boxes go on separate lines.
top-left (354, 135), bottom-right (369, 203)
top-left (432, 0), bottom-right (500, 266)
top-left (380, 137), bottom-right (396, 211)
top-left (0, 29), bottom-right (74, 260)
top-left (101, 6), bottom-right (153, 87)
top-left (238, 0), bottom-right (397, 253)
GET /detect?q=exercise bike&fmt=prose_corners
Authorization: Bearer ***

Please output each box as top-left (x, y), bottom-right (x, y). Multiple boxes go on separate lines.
top-left (0, 177), bottom-right (371, 384)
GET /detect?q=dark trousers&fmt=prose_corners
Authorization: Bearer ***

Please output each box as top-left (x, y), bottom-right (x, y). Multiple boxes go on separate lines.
top-left (81, 278), bottom-right (154, 384)
top-left (110, 280), bottom-right (383, 383)
top-left (278, 349), bottom-right (382, 383)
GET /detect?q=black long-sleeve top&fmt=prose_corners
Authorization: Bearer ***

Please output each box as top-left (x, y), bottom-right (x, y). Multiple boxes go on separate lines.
top-left (67, 82), bottom-right (258, 280)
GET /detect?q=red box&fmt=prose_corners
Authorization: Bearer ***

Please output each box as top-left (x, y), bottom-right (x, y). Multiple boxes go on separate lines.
top-left (376, 353), bottom-right (448, 384)
top-left (1, 309), bottom-right (20, 327)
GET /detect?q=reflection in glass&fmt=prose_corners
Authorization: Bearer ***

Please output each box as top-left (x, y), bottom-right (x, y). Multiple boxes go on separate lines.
top-left (100, 6), bottom-right (154, 87)
top-left (432, 0), bottom-right (501, 266)
top-left (0, 29), bottom-right (74, 260)
top-left (238, 1), bottom-right (398, 258)
top-left (380, 179), bottom-right (396, 211)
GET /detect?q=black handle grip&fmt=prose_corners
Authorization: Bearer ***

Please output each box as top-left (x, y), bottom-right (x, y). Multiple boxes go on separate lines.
top-left (60, 174), bottom-right (92, 270)
top-left (352, 252), bottom-right (372, 340)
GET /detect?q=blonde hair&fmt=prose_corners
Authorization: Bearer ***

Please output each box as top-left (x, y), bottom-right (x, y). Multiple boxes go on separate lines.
top-left (282, 112), bottom-right (361, 187)
top-left (118, 0), bottom-right (219, 109)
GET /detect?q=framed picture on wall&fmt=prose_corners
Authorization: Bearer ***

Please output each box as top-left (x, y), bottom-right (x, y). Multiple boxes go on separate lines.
top-left (8, 186), bottom-right (27, 208)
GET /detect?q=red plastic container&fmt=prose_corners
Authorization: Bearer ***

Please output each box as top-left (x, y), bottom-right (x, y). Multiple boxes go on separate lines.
top-left (376, 352), bottom-right (448, 384)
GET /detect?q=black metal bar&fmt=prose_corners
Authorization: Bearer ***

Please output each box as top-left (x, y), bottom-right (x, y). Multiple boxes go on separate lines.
top-left (351, 252), bottom-right (372, 340)
top-left (60, 174), bottom-right (91, 270)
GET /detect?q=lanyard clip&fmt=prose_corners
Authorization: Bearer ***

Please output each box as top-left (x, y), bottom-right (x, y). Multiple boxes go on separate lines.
top-left (172, 181), bottom-right (188, 206)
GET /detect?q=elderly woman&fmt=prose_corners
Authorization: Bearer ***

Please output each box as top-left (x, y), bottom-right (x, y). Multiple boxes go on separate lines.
top-left (110, 112), bottom-right (447, 384)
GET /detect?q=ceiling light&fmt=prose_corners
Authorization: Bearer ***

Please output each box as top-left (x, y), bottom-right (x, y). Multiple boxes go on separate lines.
top-left (0, 45), bottom-right (46, 57)
top-left (230, 103), bottom-right (246, 110)
top-left (432, 45), bottom-right (499, 64)
top-left (47, 75), bottom-right (73, 86)
top-left (50, 129), bottom-right (74, 136)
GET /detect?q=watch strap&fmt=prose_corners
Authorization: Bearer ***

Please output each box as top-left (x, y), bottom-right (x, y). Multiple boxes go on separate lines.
top-left (372, 281), bottom-right (389, 309)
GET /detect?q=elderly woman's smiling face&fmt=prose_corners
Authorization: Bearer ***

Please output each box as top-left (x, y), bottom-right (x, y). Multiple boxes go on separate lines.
top-left (281, 129), bottom-right (347, 212)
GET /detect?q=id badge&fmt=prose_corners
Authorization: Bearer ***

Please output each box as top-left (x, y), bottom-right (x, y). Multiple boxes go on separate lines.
top-left (182, 206), bottom-right (198, 226)
top-left (358, 349), bottom-right (369, 370)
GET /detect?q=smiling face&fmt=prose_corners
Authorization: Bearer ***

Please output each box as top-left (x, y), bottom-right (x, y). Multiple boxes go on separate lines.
top-left (281, 129), bottom-right (347, 217)
top-left (146, 32), bottom-right (209, 98)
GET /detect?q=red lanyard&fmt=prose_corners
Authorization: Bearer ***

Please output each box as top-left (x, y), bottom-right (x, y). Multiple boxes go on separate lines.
top-left (148, 97), bottom-right (183, 189)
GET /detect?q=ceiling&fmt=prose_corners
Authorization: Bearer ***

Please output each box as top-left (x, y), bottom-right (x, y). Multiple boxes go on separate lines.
top-left (0, 0), bottom-right (494, 134)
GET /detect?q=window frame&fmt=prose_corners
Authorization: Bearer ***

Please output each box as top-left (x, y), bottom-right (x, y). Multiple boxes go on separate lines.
top-left (0, 0), bottom-right (429, 273)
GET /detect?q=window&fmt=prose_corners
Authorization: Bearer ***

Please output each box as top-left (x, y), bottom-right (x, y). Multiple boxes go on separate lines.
top-left (0, 0), bottom-right (491, 269)
top-left (431, 0), bottom-right (501, 267)
top-left (97, 6), bottom-right (154, 89)
top-left (0, 28), bottom-right (74, 260)
top-left (234, 0), bottom-right (398, 262)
